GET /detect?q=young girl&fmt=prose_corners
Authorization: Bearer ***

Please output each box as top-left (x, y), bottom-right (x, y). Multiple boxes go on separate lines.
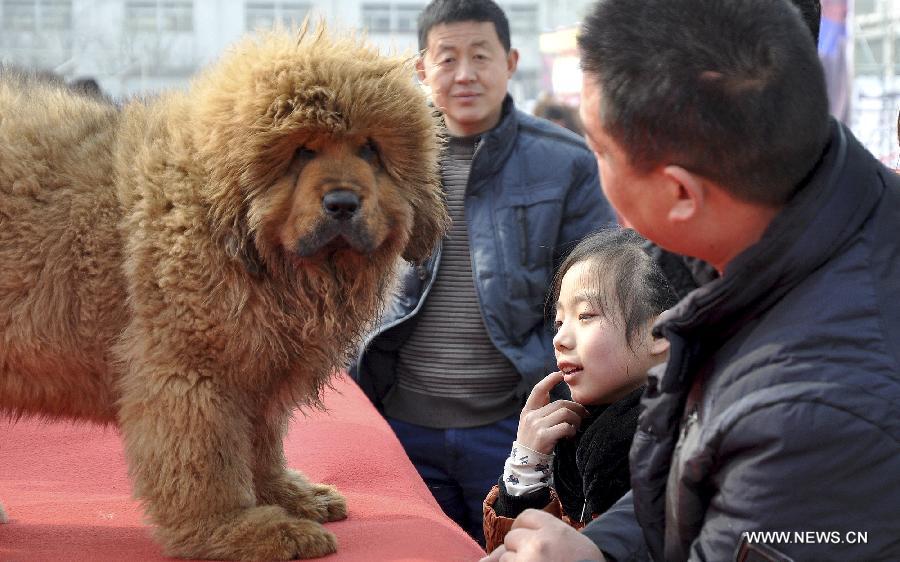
top-left (482, 228), bottom-right (678, 552)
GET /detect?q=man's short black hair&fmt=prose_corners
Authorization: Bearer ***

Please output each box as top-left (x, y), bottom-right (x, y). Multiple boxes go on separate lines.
top-left (578, 0), bottom-right (830, 206)
top-left (417, 0), bottom-right (511, 53)
top-left (793, 0), bottom-right (822, 42)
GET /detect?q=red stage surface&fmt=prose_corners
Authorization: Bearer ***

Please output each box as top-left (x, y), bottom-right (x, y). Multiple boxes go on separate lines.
top-left (0, 375), bottom-right (484, 561)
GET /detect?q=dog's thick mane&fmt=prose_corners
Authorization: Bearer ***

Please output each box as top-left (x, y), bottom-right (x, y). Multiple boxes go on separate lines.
top-left (106, 27), bottom-right (445, 413)
top-left (187, 28), bottom-right (443, 268)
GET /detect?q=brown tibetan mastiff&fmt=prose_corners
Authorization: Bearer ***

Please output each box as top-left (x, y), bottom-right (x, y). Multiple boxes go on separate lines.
top-left (0, 29), bottom-right (447, 560)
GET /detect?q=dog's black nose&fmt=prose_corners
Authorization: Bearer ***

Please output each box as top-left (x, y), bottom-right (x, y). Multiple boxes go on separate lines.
top-left (322, 189), bottom-right (360, 220)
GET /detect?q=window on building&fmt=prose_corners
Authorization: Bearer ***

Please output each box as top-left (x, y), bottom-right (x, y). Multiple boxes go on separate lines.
top-left (856, 36), bottom-right (884, 75)
top-left (362, 3), bottom-right (391, 33)
top-left (870, 38), bottom-right (885, 66)
top-left (506, 4), bottom-right (537, 34)
top-left (395, 4), bottom-right (420, 33)
top-left (895, 37), bottom-right (900, 74)
top-left (125, 1), bottom-right (158, 31)
top-left (362, 3), bottom-right (424, 33)
top-left (246, 1), bottom-right (310, 31)
top-left (125, 0), bottom-right (193, 33)
top-left (855, 0), bottom-right (876, 15)
top-left (161, 0), bottom-right (192, 31)
top-left (2, 0), bottom-right (36, 30)
top-left (246, 2), bottom-right (274, 30)
top-left (41, 0), bottom-right (71, 30)
top-left (0, 0), bottom-right (73, 68)
top-left (1, 0), bottom-right (71, 31)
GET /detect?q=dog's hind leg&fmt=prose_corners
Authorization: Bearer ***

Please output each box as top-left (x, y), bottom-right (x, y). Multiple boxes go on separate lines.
top-left (0, 501), bottom-right (7, 523)
top-left (251, 410), bottom-right (348, 523)
top-left (118, 373), bottom-right (337, 560)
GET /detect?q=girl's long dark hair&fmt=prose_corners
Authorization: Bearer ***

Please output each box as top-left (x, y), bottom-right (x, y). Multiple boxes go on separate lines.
top-left (547, 228), bottom-right (678, 350)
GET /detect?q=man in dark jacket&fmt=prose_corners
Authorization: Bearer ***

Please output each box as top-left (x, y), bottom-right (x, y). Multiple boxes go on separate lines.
top-left (352, 0), bottom-right (615, 545)
top-left (482, 0), bottom-right (900, 560)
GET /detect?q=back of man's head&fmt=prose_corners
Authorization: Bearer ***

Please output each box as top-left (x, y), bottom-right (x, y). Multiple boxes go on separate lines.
top-left (418, 0), bottom-right (511, 52)
top-left (578, 0), bottom-right (830, 206)
top-left (793, 0), bottom-right (822, 42)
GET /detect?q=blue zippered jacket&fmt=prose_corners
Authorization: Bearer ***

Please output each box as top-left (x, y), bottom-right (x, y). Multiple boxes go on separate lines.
top-left (352, 96), bottom-right (616, 409)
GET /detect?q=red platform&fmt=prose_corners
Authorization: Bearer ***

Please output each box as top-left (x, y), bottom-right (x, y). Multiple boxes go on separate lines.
top-left (0, 375), bottom-right (484, 561)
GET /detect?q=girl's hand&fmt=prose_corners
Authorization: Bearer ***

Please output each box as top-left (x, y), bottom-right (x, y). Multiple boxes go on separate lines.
top-left (516, 371), bottom-right (589, 454)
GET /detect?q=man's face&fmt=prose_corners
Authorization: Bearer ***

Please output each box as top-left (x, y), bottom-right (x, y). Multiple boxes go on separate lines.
top-left (417, 21), bottom-right (518, 137)
top-left (580, 74), bottom-right (667, 240)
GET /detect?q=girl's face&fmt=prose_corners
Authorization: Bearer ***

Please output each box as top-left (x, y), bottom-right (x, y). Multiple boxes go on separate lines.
top-left (552, 260), bottom-right (665, 405)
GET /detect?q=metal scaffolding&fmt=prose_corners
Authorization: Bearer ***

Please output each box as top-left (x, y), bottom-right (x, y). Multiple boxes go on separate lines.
top-left (852, 0), bottom-right (900, 165)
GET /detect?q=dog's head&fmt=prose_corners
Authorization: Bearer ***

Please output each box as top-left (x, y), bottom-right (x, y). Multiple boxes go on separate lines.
top-left (190, 27), bottom-right (448, 277)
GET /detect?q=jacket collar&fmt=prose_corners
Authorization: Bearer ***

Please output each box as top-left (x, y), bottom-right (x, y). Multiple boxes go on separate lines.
top-left (465, 95), bottom-right (519, 186)
top-left (655, 120), bottom-right (884, 392)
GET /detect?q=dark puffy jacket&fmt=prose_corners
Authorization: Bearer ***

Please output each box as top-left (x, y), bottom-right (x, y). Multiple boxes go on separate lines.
top-left (583, 121), bottom-right (900, 561)
top-left (353, 96), bottom-right (615, 408)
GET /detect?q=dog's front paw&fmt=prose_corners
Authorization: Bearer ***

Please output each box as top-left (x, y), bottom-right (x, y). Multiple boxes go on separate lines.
top-left (163, 505), bottom-right (337, 560)
top-left (309, 482), bottom-right (347, 522)
top-left (258, 469), bottom-right (347, 523)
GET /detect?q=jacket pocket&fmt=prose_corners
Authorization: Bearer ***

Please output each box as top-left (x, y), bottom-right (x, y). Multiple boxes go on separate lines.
top-left (516, 206), bottom-right (528, 266)
top-left (494, 186), bottom-right (562, 318)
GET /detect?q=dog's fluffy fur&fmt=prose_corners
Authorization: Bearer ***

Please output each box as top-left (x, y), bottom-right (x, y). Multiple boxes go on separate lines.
top-left (0, 28), bottom-right (446, 560)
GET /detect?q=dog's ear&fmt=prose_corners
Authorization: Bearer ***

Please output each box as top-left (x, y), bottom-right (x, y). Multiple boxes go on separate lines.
top-left (224, 215), bottom-right (265, 277)
top-left (402, 194), bottom-right (449, 265)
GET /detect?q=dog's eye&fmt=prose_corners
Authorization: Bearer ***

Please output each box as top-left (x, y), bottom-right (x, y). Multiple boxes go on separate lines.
top-left (295, 146), bottom-right (316, 159)
top-left (359, 140), bottom-right (379, 164)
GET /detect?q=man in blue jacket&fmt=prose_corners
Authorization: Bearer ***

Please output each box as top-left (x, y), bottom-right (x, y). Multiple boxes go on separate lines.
top-left (483, 0), bottom-right (900, 560)
top-left (353, 0), bottom-right (615, 545)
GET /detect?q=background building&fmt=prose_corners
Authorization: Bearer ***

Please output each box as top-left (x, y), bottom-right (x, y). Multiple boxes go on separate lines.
top-left (0, 0), bottom-right (593, 103)
top-left (1, 0), bottom-right (897, 162)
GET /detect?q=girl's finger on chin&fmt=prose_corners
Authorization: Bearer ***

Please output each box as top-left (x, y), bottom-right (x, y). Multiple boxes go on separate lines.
top-left (524, 371), bottom-right (566, 409)
top-left (541, 370), bottom-right (565, 389)
top-left (571, 401), bottom-right (590, 418)
top-left (554, 400), bottom-right (589, 418)
top-left (543, 403), bottom-right (582, 428)
top-left (562, 408), bottom-right (585, 430)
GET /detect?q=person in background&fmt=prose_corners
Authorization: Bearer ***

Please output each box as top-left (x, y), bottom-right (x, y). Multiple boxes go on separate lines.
top-left (68, 77), bottom-right (106, 100)
top-left (533, 95), bottom-right (583, 135)
top-left (352, 0), bottom-right (615, 545)
top-left (482, 228), bottom-right (676, 553)
top-left (484, 0), bottom-right (900, 559)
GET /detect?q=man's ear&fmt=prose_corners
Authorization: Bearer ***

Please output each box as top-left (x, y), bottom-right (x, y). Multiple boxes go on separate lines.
top-left (650, 335), bottom-right (670, 358)
top-left (644, 314), bottom-right (671, 360)
top-left (506, 48), bottom-right (519, 75)
top-left (662, 165), bottom-right (705, 223)
top-left (415, 56), bottom-right (427, 83)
